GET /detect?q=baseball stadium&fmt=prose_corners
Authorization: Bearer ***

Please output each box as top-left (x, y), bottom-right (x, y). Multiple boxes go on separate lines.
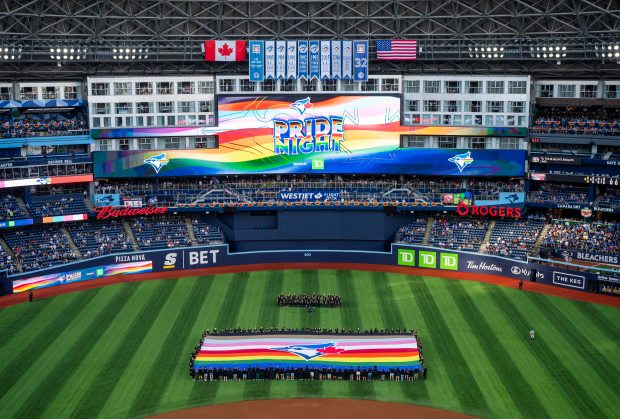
top-left (0, 1), bottom-right (619, 418)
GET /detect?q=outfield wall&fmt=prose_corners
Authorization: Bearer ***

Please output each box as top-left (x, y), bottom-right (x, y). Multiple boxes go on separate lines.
top-left (6, 244), bottom-right (593, 295)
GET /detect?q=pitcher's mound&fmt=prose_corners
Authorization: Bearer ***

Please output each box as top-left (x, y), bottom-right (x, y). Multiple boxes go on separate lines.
top-left (151, 398), bottom-right (477, 419)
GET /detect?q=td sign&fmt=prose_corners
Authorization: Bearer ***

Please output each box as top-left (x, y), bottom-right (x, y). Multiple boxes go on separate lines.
top-left (397, 248), bottom-right (459, 271)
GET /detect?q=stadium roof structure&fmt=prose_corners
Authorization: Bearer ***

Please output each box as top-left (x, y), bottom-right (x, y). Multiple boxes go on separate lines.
top-left (0, 0), bottom-right (619, 79)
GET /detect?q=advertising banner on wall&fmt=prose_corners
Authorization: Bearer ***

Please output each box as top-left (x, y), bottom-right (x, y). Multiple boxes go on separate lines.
top-left (278, 190), bottom-right (341, 202)
top-left (9, 244), bottom-right (594, 294)
top-left (93, 95), bottom-right (526, 177)
top-left (550, 250), bottom-right (620, 266)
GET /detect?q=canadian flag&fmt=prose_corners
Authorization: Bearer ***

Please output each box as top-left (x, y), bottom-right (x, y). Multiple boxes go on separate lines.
top-left (204, 40), bottom-right (246, 61)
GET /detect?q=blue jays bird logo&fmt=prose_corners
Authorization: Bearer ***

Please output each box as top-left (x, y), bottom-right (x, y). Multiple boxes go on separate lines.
top-left (290, 97), bottom-right (313, 115)
top-left (36, 177), bottom-right (52, 185)
top-left (448, 151), bottom-right (474, 172)
top-left (505, 193), bottom-right (521, 204)
top-left (97, 195), bottom-right (115, 206)
top-left (144, 153), bottom-right (170, 174)
top-left (270, 342), bottom-right (345, 361)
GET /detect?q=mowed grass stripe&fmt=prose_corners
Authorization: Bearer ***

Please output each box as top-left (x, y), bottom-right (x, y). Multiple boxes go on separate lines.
top-left (241, 270), bottom-right (285, 402)
top-left (371, 272), bottom-right (431, 404)
top-left (336, 270), bottom-right (358, 331)
top-left (0, 297), bottom-right (53, 349)
top-left (296, 270), bottom-right (324, 399)
top-left (573, 300), bottom-right (620, 346)
top-left (525, 293), bottom-right (619, 413)
top-left (69, 280), bottom-right (179, 418)
top-left (188, 272), bottom-right (251, 404)
top-left (491, 287), bottom-right (605, 417)
top-left (414, 279), bottom-right (490, 416)
top-left (128, 277), bottom-right (216, 416)
top-left (13, 284), bottom-right (140, 418)
top-left (403, 276), bottom-right (461, 412)
top-left (0, 289), bottom-right (102, 402)
top-left (447, 281), bottom-right (550, 419)
top-left (341, 271), bottom-right (377, 401)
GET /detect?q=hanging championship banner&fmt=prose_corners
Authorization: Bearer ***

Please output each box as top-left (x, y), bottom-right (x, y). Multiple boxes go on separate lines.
top-left (320, 41), bottom-right (331, 79)
top-left (264, 41), bottom-right (275, 79)
top-left (286, 41), bottom-right (297, 79)
top-left (331, 41), bottom-right (342, 79)
top-left (353, 40), bottom-right (368, 81)
top-left (248, 41), bottom-right (264, 82)
top-left (342, 41), bottom-right (353, 79)
top-left (309, 41), bottom-right (320, 80)
top-left (276, 41), bottom-right (287, 79)
top-left (297, 41), bottom-right (309, 80)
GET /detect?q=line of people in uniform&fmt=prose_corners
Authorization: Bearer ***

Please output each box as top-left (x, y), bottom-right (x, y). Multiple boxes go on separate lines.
top-left (277, 293), bottom-right (342, 307)
top-left (189, 328), bottom-right (426, 382)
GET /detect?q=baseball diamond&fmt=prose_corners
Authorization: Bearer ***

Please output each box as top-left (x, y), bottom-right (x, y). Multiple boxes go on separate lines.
top-left (1, 1), bottom-right (620, 418)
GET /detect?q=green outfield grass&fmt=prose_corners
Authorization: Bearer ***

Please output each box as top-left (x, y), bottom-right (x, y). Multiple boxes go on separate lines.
top-left (0, 270), bottom-right (619, 419)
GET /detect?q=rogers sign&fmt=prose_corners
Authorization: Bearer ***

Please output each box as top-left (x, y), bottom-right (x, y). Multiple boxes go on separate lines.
top-left (456, 203), bottom-right (522, 219)
top-left (95, 206), bottom-right (169, 220)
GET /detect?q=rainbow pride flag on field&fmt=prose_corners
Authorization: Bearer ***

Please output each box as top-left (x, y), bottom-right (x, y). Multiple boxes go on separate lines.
top-left (193, 334), bottom-right (421, 372)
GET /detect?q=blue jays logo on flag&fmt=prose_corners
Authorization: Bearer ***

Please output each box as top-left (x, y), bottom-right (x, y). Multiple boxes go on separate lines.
top-left (144, 153), bottom-right (170, 174)
top-left (331, 40), bottom-right (342, 79)
top-left (320, 41), bottom-right (331, 79)
top-left (297, 40), bottom-right (309, 79)
top-left (271, 342), bottom-right (345, 361)
top-left (342, 40), bottom-right (353, 79)
top-left (448, 151), bottom-right (474, 172)
top-left (276, 40), bottom-right (287, 79)
top-left (286, 41), bottom-right (297, 79)
top-left (290, 97), bottom-right (313, 115)
top-left (309, 40), bottom-right (320, 80)
top-left (264, 41), bottom-right (276, 79)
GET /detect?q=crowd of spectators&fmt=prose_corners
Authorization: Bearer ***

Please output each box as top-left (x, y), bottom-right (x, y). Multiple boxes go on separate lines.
top-left (541, 220), bottom-right (620, 255)
top-left (597, 190), bottom-right (620, 208)
top-left (189, 328), bottom-right (424, 382)
top-left (2, 225), bottom-right (77, 271)
top-left (191, 219), bottom-right (225, 245)
top-left (28, 195), bottom-right (89, 217)
top-left (0, 118), bottom-right (88, 138)
top-left (66, 220), bottom-right (132, 258)
top-left (483, 217), bottom-right (546, 261)
top-left (131, 216), bottom-right (192, 249)
top-left (528, 184), bottom-right (589, 205)
top-left (95, 176), bottom-right (523, 207)
top-left (531, 106), bottom-right (620, 136)
top-left (428, 217), bottom-right (489, 251)
top-left (0, 194), bottom-right (27, 221)
top-left (277, 293), bottom-right (342, 308)
top-left (395, 218), bottom-right (429, 245)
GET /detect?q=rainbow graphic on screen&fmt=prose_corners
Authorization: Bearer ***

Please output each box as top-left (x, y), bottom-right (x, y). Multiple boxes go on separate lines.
top-left (93, 95), bottom-right (526, 177)
top-left (12, 260), bottom-right (152, 293)
top-left (193, 334), bottom-right (421, 372)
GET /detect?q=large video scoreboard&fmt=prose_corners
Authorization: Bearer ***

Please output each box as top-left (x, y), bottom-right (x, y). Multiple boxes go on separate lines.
top-left (94, 94), bottom-right (526, 177)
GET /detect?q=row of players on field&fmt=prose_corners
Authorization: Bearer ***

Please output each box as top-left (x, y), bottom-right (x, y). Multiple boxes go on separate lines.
top-left (277, 293), bottom-right (342, 307)
top-left (191, 365), bottom-right (428, 382)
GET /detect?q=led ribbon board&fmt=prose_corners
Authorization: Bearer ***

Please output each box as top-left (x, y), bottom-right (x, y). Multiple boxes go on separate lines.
top-left (193, 334), bottom-right (422, 372)
top-left (93, 95), bottom-right (526, 177)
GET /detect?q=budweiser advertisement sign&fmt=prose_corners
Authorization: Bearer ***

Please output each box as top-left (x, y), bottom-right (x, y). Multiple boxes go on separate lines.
top-left (95, 206), bottom-right (168, 219)
top-left (456, 203), bottom-right (522, 219)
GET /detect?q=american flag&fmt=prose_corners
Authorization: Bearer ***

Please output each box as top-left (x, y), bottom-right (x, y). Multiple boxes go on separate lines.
top-left (376, 39), bottom-right (417, 60)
